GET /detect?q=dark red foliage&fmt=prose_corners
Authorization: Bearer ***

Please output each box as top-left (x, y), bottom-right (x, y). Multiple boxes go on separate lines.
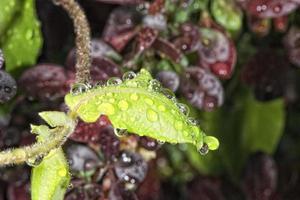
top-left (136, 27), bottom-right (158, 53)
top-left (284, 26), bottom-right (300, 67)
top-left (153, 38), bottom-right (183, 63)
top-left (148, 0), bottom-right (165, 14)
top-left (180, 67), bottom-right (224, 111)
top-left (241, 49), bottom-right (288, 101)
top-left (19, 64), bottom-right (70, 100)
top-left (66, 143), bottom-right (102, 174)
top-left (70, 115), bottom-right (111, 144)
top-left (174, 23), bottom-right (200, 53)
top-left (114, 151), bottom-right (148, 187)
top-left (7, 182), bottom-right (30, 200)
top-left (187, 176), bottom-right (225, 200)
top-left (95, 0), bottom-right (144, 5)
top-left (136, 161), bottom-right (160, 200)
top-left (0, 70), bottom-right (17, 103)
top-left (66, 42), bottom-right (122, 85)
top-left (242, 152), bottom-right (278, 200)
top-left (156, 70), bottom-right (180, 92)
top-left (246, 0), bottom-right (299, 18)
top-left (65, 183), bottom-right (104, 200)
top-left (108, 181), bottom-right (138, 200)
top-left (139, 136), bottom-right (160, 151)
top-left (99, 125), bottom-right (120, 161)
top-left (273, 15), bottom-right (289, 32)
top-left (102, 8), bottom-right (140, 52)
top-left (247, 15), bottom-right (271, 36)
top-left (198, 28), bottom-right (236, 79)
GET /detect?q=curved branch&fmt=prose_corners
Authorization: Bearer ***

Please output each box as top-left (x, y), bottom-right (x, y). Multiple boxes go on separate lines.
top-left (0, 124), bottom-right (75, 167)
top-left (53, 0), bottom-right (91, 83)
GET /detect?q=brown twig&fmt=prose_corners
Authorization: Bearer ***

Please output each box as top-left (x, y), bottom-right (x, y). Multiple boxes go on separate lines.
top-left (53, 0), bottom-right (91, 83)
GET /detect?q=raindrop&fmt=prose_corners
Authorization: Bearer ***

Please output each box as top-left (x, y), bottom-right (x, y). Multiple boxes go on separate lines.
top-left (176, 103), bottom-right (190, 116)
top-left (187, 117), bottom-right (199, 126)
top-left (122, 71), bottom-right (136, 81)
top-left (107, 77), bottom-right (122, 86)
top-left (157, 140), bottom-right (165, 145)
top-left (70, 83), bottom-right (89, 95)
top-left (119, 151), bottom-right (133, 166)
top-left (198, 143), bottom-right (209, 155)
top-left (148, 79), bottom-right (161, 91)
top-left (146, 109), bottom-right (158, 122)
top-left (26, 156), bottom-right (43, 167)
top-left (114, 128), bottom-right (128, 137)
top-left (161, 88), bottom-right (175, 99)
top-left (25, 30), bottom-right (33, 40)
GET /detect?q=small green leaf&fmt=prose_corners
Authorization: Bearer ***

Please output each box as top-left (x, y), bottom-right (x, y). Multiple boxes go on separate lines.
top-left (241, 94), bottom-right (285, 154)
top-left (211, 0), bottom-right (243, 35)
top-left (31, 112), bottom-right (73, 200)
top-left (31, 148), bottom-right (70, 200)
top-left (0, 0), bottom-right (20, 36)
top-left (1, 0), bottom-right (42, 73)
top-left (65, 69), bottom-right (218, 152)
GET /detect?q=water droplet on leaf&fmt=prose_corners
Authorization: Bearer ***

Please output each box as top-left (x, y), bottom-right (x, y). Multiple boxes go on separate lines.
top-left (114, 128), bottom-right (129, 137)
top-left (146, 109), bottom-right (158, 122)
top-left (107, 77), bottom-right (122, 86)
top-left (187, 117), bottom-right (199, 126)
top-left (26, 156), bottom-right (43, 167)
top-left (198, 143), bottom-right (209, 155)
top-left (176, 103), bottom-right (190, 116)
top-left (122, 71), bottom-right (136, 80)
top-left (161, 88), bottom-right (175, 99)
top-left (148, 79), bottom-right (161, 91)
top-left (71, 83), bottom-right (89, 95)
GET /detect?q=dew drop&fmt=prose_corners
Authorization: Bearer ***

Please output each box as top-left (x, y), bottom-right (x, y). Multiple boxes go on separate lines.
top-left (26, 156), bottom-right (43, 167)
top-left (161, 88), bottom-right (175, 99)
top-left (122, 71), bottom-right (136, 80)
top-left (176, 103), bottom-right (190, 116)
top-left (157, 140), bottom-right (165, 145)
top-left (98, 103), bottom-right (115, 115)
top-left (107, 77), bottom-right (122, 86)
top-left (158, 105), bottom-right (166, 112)
top-left (118, 100), bottom-right (129, 111)
top-left (147, 109), bottom-right (158, 122)
top-left (119, 151), bottom-right (133, 165)
top-left (114, 128), bottom-right (129, 137)
top-left (148, 79), bottom-right (162, 91)
top-left (130, 93), bottom-right (139, 101)
top-left (187, 117), bottom-right (199, 126)
top-left (145, 98), bottom-right (154, 105)
top-left (25, 30), bottom-right (33, 40)
top-left (71, 83), bottom-right (89, 95)
top-left (58, 167), bottom-right (67, 177)
top-left (198, 143), bottom-right (209, 155)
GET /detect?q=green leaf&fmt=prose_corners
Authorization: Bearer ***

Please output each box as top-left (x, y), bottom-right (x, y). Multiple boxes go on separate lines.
top-left (31, 148), bottom-right (70, 200)
top-left (31, 113), bottom-right (72, 200)
top-left (211, 0), bottom-right (243, 36)
top-left (241, 94), bottom-right (285, 154)
top-left (0, 0), bottom-right (42, 73)
top-left (65, 69), bottom-right (218, 152)
top-left (0, 0), bottom-right (20, 36)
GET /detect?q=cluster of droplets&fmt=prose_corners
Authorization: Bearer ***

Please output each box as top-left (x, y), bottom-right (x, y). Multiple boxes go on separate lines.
top-left (70, 70), bottom-right (212, 155)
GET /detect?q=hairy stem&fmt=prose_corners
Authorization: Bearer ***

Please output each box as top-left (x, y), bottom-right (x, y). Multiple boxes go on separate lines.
top-left (0, 123), bottom-right (76, 167)
top-left (53, 0), bottom-right (91, 83)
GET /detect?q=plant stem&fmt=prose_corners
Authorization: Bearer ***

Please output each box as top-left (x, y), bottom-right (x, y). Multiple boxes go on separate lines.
top-left (53, 0), bottom-right (91, 84)
top-left (0, 123), bottom-right (76, 166)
